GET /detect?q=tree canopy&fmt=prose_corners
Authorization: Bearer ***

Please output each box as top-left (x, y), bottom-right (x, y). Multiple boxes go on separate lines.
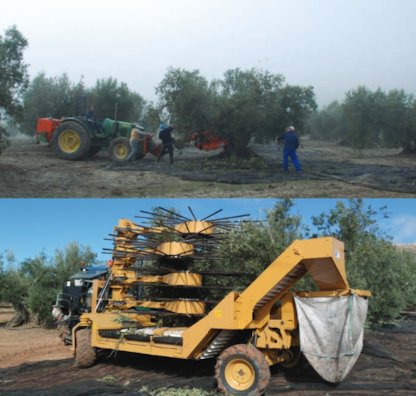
top-left (308, 86), bottom-right (416, 153)
top-left (21, 73), bottom-right (87, 132)
top-left (155, 67), bottom-right (317, 156)
top-left (0, 26), bottom-right (29, 153)
top-left (0, 242), bottom-right (97, 326)
top-left (90, 77), bottom-right (145, 122)
top-left (21, 75), bottom-right (146, 133)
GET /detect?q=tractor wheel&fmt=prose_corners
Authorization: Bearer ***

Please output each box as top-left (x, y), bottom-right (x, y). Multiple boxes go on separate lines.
top-left (215, 344), bottom-right (270, 396)
top-left (53, 121), bottom-right (91, 160)
top-left (87, 146), bottom-right (102, 158)
top-left (57, 324), bottom-right (71, 345)
top-left (108, 137), bottom-right (134, 162)
top-left (75, 328), bottom-right (96, 368)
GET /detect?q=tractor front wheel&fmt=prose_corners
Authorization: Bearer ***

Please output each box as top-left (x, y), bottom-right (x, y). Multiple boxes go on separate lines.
top-left (216, 344), bottom-right (270, 396)
top-left (109, 137), bottom-right (132, 162)
top-left (75, 328), bottom-right (96, 368)
top-left (53, 121), bottom-right (91, 160)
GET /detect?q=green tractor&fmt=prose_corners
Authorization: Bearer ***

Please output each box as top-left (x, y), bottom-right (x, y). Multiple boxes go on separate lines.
top-left (36, 116), bottom-right (160, 161)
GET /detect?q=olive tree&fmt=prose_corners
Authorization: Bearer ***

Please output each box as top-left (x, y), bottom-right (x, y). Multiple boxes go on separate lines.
top-left (22, 73), bottom-right (87, 133)
top-left (312, 199), bottom-right (416, 325)
top-left (0, 26), bottom-right (29, 152)
top-left (156, 68), bottom-right (316, 157)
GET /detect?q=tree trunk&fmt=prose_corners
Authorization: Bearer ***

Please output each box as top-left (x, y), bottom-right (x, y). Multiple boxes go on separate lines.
top-left (6, 303), bottom-right (30, 328)
top-left (225, 134), bottom-right (255, 158)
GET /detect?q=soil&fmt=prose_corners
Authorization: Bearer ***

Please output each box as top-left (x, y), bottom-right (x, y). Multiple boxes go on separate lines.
top-left (1, 137), bottom-right (415, 198)
top-left (1, 306), bottom-right (415, 395)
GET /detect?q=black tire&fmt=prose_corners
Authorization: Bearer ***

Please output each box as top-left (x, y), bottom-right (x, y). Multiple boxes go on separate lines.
top-left (87, 145), bottom-right (102, 158)
top-left (75, 328), bottom-right (96, 368)
top-left (57, 324), bottom-right (71, 345)
top-left (108, 137), bottom-right (135, 162)
top-left (216, 344), bottom-right (270, 396)
top-left (53, 121), bottom-right (91, 160)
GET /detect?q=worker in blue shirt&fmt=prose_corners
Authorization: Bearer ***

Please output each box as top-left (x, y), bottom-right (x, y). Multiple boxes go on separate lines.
top-left (277, 126), bottom-right (301, 172)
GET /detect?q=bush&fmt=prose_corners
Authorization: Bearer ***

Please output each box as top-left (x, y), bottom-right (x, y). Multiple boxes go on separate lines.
top-left (348, 238), bottom-right (416, 324)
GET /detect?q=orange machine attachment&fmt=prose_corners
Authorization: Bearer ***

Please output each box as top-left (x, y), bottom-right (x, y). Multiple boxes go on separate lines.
top-left (35, 118), bottom-right (62, 144)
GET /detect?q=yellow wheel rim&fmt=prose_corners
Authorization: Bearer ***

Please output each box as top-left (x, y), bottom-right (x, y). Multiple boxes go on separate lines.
top-left (58, 130), bottom-right (81, 153)
top-left (113, 143), bottom-right (128, 159)
top-left (224, 358), bottom-right (255, 391)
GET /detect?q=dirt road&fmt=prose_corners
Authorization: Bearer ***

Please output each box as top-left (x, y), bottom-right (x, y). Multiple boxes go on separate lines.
top-left (1, 137), bottom-right (415, 198)
top-left (1, 307), bottom-right (415, 395)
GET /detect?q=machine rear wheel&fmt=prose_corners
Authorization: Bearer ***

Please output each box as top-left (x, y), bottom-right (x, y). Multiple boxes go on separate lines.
top-left (216, 344), bottom-right (270, 395)
top-left (109, 137), bottom-right (133, 162)
top-left (75, 328), bottom-right (96, 368)
top-left (53, 121), bottom-right (91, 160)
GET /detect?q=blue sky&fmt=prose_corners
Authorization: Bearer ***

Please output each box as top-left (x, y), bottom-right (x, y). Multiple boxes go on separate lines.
top-left (0, 198), bottom-right (415, 265)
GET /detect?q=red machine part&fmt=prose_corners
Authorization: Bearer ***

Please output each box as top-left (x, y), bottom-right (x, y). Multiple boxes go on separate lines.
top-left (189, 129), bottom-right (228, 151)
top-left (35, 118), bottom-right (62, 144)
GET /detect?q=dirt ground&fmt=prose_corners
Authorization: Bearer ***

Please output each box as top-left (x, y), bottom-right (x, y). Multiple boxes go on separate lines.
top-left (1, 307), bottom-right (415, 396)
top-left (0, 136), bottom-right (415, 198)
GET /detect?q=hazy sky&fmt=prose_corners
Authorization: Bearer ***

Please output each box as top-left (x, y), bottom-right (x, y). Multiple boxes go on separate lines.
top-left (1, 0), bottom-right (415, 106)
top-left (0, 198), bottom-right (415, 264)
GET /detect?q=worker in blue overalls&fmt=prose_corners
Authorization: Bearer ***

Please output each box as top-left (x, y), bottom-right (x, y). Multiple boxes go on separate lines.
top-left (277, 126), bottom-right (301, 172)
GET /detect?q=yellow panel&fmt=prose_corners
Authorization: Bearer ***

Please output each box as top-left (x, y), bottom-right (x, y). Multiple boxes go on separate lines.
top-left (175, 221), bottom-right (214, 235)
top-left (163, 272), bottom-right (202, 286)
top-left (156, 241), bottom-right (194, 257)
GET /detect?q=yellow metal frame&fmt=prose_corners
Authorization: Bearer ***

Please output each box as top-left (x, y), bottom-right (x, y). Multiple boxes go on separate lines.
top-left (72, 237), bottom-right (371, 366)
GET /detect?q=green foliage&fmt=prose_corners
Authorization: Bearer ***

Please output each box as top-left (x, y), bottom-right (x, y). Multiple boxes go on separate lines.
top-left (53, 241), bottom-right (97, 290)
top-left (90, 77), bottom-right (145, 122)
top-left (0, 243), bottom-right (97, 326)
top-left (379, 89), bottom-right (416, 152)
top-left (0, 257), bottom-right (28, 307)
top-left (213, 68), bottom-right (287, 155)
top-left (156, 67), bottom-right (317, 156)
top-left (343, 86), bottom-right (386, 151)
top-left (208, 199), bottom-right (305, 291)
top-left (21, 73), bottom-right (87, 133)
top-left (21, 254), bottom-right (58, 326)
top-left (156, 68), bottom-right (213, 132)
top-left (0, 25), bottom-right (29, 150)
top-left (0, 26), bottom-right (29, 117)
top-left (311, 199), bottom-right (385, 253)
top-left (141, 102), bottom-right (162, 131)
top-left (347, 238), bottom-right (416, 324)
top-left (22, 74), bottom-right (145, 134)
top-left (312, 199), bottom-right (416, 325)
top-left (307, 101), bottom-right (346, 140)
top-left (308, 87), bottom-right (416, 153)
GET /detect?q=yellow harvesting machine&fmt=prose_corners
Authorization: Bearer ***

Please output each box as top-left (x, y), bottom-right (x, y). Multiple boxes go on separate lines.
top-left (72, 213), bottom-right (371, 395)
